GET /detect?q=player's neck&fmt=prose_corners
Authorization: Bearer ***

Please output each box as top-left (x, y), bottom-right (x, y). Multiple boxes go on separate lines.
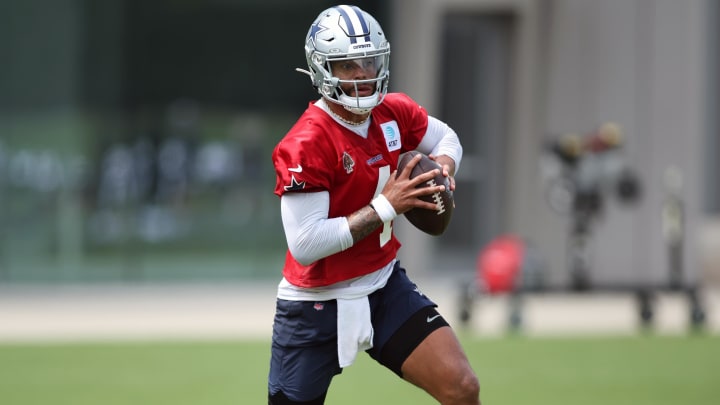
top-left (324, 99), bottom-right (370, 125)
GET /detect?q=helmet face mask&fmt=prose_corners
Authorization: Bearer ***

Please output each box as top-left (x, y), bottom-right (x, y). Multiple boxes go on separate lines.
top-left (302, 5), bottom-right (390, 114)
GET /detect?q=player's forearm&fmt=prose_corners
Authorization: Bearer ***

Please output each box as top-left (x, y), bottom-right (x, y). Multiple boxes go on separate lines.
top-left (348, 193), bottom-right (398, 243)
top-left (282, 191), bottom-right (398, 264)
top-left (346, 205), bottom-right (384, 243)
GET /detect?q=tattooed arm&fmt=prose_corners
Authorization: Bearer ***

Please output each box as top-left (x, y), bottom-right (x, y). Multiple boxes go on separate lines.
top-left (280, 192), bottom-right (385, 265)
top-left (280, 155), bottom-right (445, 265)
top-left (347, 205), bottom-right (384, 244)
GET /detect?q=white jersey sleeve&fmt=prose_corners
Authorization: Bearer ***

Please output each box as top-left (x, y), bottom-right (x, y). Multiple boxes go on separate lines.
top-left (280, 191), bottom-right (354, 265)
top-left (415, 115), bottom-right (463, 173)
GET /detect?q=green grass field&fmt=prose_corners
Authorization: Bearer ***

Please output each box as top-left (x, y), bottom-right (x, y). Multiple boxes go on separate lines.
top-left (0, 334), bottom-right (718, 404)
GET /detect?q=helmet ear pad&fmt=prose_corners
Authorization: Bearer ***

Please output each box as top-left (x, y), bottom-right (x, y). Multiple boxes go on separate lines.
top-left (303, 5), bottom-right (390, 114)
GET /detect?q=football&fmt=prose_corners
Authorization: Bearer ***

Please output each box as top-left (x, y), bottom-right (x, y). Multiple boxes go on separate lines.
top-left (397, 151), bottom-right (454, 236)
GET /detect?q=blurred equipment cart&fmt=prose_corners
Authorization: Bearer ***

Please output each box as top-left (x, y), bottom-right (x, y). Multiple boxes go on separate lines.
top-left (458, 124), bottom-right (706, 332)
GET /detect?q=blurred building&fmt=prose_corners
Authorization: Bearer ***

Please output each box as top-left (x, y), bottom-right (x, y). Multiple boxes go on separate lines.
top-left (390, 0), bottom-right (719, 293)
top-left (0, 0), bottom-right (717, 289)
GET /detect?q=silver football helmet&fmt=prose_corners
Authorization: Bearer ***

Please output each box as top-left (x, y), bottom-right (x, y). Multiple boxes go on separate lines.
top-left (297, 5), bottom-right (390, 114)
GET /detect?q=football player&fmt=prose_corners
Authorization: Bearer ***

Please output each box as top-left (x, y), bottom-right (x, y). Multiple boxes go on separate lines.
top-left (269, 5), bottom-right (480, 404)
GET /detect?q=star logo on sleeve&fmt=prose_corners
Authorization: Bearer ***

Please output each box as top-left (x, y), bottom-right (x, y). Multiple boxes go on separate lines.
top-left (284, 175), bottom-right (306, 192)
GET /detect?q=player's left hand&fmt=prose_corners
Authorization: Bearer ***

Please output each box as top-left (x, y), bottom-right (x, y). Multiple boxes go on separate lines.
top-left (429, 154), bottom-right (456, 191)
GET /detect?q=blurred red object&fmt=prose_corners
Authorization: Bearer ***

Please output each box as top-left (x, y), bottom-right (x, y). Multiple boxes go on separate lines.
top-left (477, 235), bottom-right (524, 294)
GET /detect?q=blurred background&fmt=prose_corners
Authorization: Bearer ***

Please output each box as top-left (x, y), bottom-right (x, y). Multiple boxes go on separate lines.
top-left (1, 0), bottom-right (719, 338)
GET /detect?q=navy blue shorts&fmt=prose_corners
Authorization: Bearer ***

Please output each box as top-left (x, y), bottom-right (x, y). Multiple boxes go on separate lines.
top-left (268, 262), bottom-right (446, 402)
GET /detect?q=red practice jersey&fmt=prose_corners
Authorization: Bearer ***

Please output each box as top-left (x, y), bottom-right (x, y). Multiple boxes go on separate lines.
top-left (273, 93), bottom-right (429, 287)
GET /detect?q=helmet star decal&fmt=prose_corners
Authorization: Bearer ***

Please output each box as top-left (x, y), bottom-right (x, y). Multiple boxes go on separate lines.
top-left (309, 21), bottom-right (330, 47)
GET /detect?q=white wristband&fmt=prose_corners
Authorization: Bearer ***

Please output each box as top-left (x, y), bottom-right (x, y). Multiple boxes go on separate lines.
top-left (370, 194), bottom-right (397, 222)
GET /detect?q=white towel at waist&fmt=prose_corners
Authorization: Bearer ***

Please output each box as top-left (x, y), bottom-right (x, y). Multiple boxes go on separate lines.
top-left (276, 259), bottom-right (396, 368)
top-left (337, 296), bottom-right (373, 368)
